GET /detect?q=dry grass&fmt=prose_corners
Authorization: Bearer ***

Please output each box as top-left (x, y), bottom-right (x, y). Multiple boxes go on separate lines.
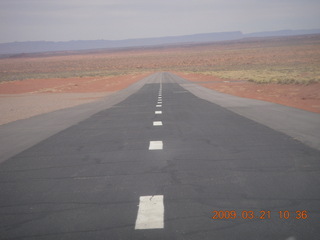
top-left (177, 36), bottom-right (320, 84)
top-left (0, 34), bottom-right (319, 84)
top-left (196, 67), bottom-right (320, 84)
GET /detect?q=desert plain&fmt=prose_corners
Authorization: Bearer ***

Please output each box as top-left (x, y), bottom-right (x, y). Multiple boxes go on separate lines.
top-left (0, 34), bottom-right (319, 125)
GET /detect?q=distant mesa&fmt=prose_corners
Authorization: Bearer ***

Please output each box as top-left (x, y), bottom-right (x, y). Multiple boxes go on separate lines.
top-left (0, 29), bottom-right (320, 55)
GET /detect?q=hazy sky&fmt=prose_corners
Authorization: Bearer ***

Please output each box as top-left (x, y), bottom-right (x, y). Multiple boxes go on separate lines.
top-left (1, 0), bottom-right (319, 43)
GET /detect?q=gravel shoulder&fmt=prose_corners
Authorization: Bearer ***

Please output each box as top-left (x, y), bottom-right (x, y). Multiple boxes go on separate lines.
top-left (0, 92), bottom-right (110, 125)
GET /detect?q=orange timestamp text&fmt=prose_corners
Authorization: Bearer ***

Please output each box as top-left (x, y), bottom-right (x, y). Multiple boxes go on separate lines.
top-left (212, 210), bottom-right (308, 220)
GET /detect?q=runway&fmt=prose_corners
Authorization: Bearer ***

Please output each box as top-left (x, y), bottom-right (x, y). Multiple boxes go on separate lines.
top-left (0, 72), bottom-right (319, 239)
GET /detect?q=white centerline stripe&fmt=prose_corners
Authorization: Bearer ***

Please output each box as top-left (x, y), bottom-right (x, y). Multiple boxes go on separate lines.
top-left (157, 102), bottom-right (162, 104)
top-left (153, 121), bottom-right (163, 126)
top-left (149, 141), bottom-right (163, 150)
top-left (155, 111), bottom-right (162, 114)
top-left (156, 105), bottom-right (162, 107)
top-left (135, 195), bottom-right (164, 230)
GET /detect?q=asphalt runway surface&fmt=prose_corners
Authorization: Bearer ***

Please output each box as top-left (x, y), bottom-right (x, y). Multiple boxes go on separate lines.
top-left (0, 72), bottom-right (320, 239)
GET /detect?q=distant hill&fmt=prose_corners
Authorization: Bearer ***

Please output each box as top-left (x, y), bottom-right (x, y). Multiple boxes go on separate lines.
top-left (0, 32), bottom-right (243, 55)
top-left (245, 29), bottom-right (320, 38)
top-left (0, 29), bottom-right (319, 55)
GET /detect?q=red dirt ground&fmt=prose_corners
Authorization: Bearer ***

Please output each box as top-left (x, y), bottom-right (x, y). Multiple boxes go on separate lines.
top-left (0, 73), bottom-right (150, 94)
top-left (176, 72), bottom-right (320, 113)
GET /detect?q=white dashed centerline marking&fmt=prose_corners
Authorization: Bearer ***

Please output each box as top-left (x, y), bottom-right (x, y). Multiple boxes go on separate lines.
top-left (149, 141), bottom-right (163, 150)
top-left (135, 195), bottom-right (164, 230)
top-left (153, 121), bottom-right (163, 126)
top-left (135, 84), bottom-right (165, 228)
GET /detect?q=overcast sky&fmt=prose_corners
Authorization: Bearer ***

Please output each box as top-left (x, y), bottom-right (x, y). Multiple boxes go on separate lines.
top-left (1, 0), bottom-right (319, 43)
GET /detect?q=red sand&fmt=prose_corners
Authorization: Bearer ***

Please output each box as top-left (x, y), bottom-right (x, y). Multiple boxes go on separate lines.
top-left (176, 72), bottom-right (320, 113)
top-left (0, 73), bottom-right (150, 94)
